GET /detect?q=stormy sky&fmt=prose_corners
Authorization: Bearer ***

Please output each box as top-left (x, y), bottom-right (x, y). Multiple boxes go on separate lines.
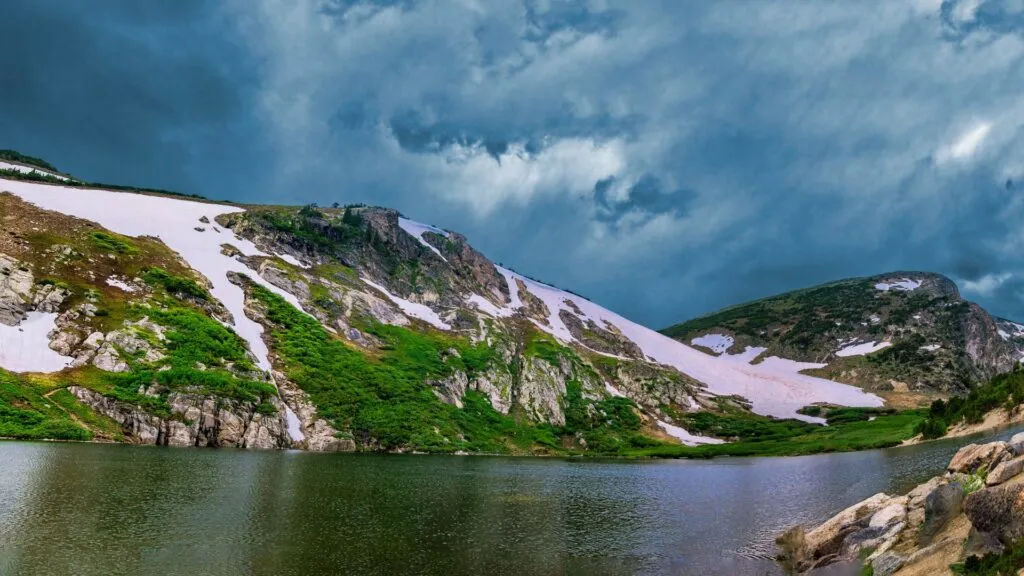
top-left (3, 0), bottom-right (1024, 328)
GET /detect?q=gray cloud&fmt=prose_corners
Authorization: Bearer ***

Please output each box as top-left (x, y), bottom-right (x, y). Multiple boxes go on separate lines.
top-left (6, 0), bottom-right (1024, 326)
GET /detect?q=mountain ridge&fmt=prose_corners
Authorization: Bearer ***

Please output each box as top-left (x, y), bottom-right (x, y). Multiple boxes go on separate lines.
top-left (0, 153), bottom-right (1012, 456)
top-left (661, 270), bottom-right (1023, 406)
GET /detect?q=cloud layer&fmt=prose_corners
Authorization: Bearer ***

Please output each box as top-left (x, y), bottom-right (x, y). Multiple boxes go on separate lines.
top-left (4, 0), bottom-right (1024, 326)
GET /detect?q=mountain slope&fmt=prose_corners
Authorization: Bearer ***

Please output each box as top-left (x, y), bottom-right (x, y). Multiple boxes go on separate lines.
top-left (0, 159), bottom-right (908, 454)
top-left (662, 272), bottom-right (1024, 403)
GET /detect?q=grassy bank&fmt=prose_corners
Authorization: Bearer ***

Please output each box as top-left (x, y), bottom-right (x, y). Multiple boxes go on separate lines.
top-left (624, 407), bottom-right (926, 458)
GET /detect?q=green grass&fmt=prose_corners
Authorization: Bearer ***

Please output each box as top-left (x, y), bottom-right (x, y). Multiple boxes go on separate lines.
top-left (251, 281), bottom-right (559, 453)
top-left (91, 301), bottom-right (275, 414)
top-left (952, 538), bottom-right (1024, 574)
top-left (89, 231), bottom-right (140, 255)
top-left (524, 330), bottom-right (568, 366)
top-left (0, 370), bottom-right (91, 441)
top-left (623, 408), bottom-right (925, 458)
top-left (140, 267), bottom-right (209, 301)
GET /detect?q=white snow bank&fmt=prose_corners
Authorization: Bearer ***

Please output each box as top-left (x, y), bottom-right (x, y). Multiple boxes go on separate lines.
top-left (276, 253), bottom-right (308, 269)
top-left (467, 293), bottom-right (515, 318)
top-left (495, 266), bottom-right (883, 421)
top-left (0, 161), bottom-right (70, 181)
top-left (496, 266), bottom-right (523, 309)
top-left (690, 333), bottom-right (734, 354)
top-left (920, 344), bottom-right (941, 352)
top-left (724, 346), bottom-right (767, 364)
top-left (0, 312), bottom-right (73, 373)
top-left (361, 277), bottom-right (452, 330)
top-left (285, 407), bottom-right (305, 442)
top-left (836, 341), bottom-right (892, 357)
top-left (999, 329), bottom-right (1011, 341)
top-left (875, 278), bottom-right (921, 292)
top-left (105, 277), bottom-right (135, 292)
top-left (0, 177), bottom-right (304, 373)
top-left (398, 217), bottom-right (449, 262)
top-left (657, 420), bottom-right (726, 446)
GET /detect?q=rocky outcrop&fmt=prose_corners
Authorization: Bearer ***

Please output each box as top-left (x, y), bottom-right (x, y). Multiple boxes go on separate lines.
top-left (781, 437), bottom-right (1024, 574)
top-left (560, 310), bottom-right (644, 358)
top-left (948, 441), bottom-right (1010, 474)
top-left (470, 367), bottom-right (515, 415)
top-left (964, 483), bottom-right (1024, 545)
top-left (517, 356), bottom-right (571, 426)
top-left (605, 360), bottom-right (705, 412)
top-left (272, 372), bottom-right (355, 452)
top-left (69, 386), bottom-right (289, 449)
top-left (0, 254), bottom-right (34, 325)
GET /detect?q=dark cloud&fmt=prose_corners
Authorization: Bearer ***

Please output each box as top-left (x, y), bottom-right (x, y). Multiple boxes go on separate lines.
top-left (5, 0), bottom-right (1024, 329)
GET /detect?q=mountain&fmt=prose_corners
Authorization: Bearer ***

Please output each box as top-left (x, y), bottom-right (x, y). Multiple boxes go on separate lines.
top-left (0, 154), bottom-right (950, 455)
top-left (661, 272), bottom-right (1024, 406)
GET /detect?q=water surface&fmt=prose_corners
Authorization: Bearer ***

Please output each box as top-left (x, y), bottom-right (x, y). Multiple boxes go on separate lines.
top-left (1, 428), bottom-right (1020, 576)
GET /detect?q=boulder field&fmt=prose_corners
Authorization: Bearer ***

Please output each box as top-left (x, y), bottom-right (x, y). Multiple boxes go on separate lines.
top-left (778, 432), bottom-right (1024, 575)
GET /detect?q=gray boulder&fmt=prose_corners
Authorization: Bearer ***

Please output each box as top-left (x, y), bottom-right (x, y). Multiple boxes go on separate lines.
top-left (919, 482), bottom-right (964, 544)
top-left (964, 483), bottom-right (1024, 545)
top-left (949, 442), bottom-right (1010, 474)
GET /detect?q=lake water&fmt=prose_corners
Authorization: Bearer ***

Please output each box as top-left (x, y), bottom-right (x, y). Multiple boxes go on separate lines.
top-left (1, 429), bottom-right (1021, 576)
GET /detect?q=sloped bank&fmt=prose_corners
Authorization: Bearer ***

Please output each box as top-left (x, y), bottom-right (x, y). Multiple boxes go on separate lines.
top-left (779, 433), bottom-right (1024, 575)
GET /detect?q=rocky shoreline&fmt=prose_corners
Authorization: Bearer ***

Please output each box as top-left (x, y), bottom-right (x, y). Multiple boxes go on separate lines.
top-left (779, 433), bottom-right (1024, 575)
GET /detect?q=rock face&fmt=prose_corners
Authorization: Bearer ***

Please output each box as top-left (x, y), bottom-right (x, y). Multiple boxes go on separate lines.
top-left (273, 373), bottom-right (355, 452)
top-left (987, 456), bottom-right (1024, 486)
top-left (965, 483), bottom-right (1024, 545)
top-left (69, 386), bottom-right (290, 449)
top-left (0, 254), bottom-right (34, 325)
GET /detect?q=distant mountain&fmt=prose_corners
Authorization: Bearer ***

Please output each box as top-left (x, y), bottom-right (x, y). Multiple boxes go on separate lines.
top-left (661, 272), bottom-right (1024, 404)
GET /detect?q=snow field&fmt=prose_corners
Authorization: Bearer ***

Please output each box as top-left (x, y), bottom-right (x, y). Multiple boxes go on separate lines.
top-left (0, 312), bottom-right (73, 373)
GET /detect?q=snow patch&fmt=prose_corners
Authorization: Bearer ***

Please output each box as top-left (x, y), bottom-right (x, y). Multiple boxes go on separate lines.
top-left (285, 407), bottom-right (305, 442)
top-left (496, 266), bottom-right (524, 309)
top-left (657, 420), bottom-right (726, 446)
top-left (875, 278), bottom-right (922, 292)
top-left (0, 177), bottom-right (305, 373)
top-left (466, 293), bottom-right (514, 318)
top-left (0, 312), bottom-right (73, 373)
top-left (604, 383), bottom-right (626, 398)
top-left (495, 267), bottom-right (883, 421)
top-left (723, 346), bottom-right (767, 364)
top-left (999, 329), bottom-right (1011, 341)
top-left (690, 333), bottom-right (733, 354)
top-left (276, 253), bottom-right (308, 269)
top-left (361, 277), bottom-right (451, 330)
top-left (398, 217), bottom-right (449, 262)
top-left (836, 341), bottom-right (892, 357)
top-left (920, 344), bottom-right (941, 352)
top-left (105, 277), bottom-right (135, 292)
top-left (0, 161), bottom-right (70, 181)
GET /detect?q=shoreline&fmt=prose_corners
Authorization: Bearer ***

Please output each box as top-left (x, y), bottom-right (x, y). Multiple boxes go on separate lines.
top-left (902, 405), bottom-right (1024, 447)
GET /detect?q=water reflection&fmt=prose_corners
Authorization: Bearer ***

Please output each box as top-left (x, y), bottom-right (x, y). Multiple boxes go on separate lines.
top-left (1, 427), bottom-right (1021, 576)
